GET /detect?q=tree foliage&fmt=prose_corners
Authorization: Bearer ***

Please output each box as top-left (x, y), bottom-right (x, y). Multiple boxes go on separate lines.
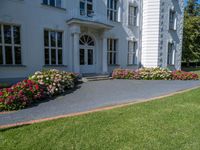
top-left (182, 0), bottom-right (200, 63)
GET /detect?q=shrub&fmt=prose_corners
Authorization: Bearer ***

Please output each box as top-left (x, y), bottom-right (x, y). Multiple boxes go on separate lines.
top-left (138, 68), bottom-right (172, 80)
top-left (172, 70), bottom-right (199, 80)
top-left (112, 68), bottom-right (172, 80)
top-left (112, 69), bottom-right (140, 80)
top-left (0, 80), bottom-right (44, 111)
top-left (29, 69), bottom-right (78, 96)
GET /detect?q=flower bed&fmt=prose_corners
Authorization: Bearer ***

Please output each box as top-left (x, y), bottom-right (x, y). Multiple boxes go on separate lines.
top-left (112, 68), bottom-right (199, 80)
top-left (172, 70), bottom-right (199, 80)
top-left (29, 69), bottom-right (78, 96)
top-left (0, 69), bottom-right (78, 111)
top-left (0, 80), bottom-right (44, 111)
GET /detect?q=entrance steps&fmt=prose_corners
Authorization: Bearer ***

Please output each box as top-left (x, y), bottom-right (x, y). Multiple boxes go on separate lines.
top-left (81, 74), bottom-right (111, 82)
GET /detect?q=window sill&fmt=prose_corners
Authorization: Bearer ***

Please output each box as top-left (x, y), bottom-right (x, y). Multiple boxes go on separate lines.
top-left (41, 3), bottom-right (66, 11)
top-left (0, 65), bottom-right (26, 68)
top-left (127, 64), bottom-right (138, 67)
top-left (169, 28), bottom-right (176, 31)
top-left (128, 25), bottom-right (139, 28)
top-left (167, 64), bottom-right (175, 67)
top-left (43, 65), bottom-right (68, 68)
top-left (108, 64), bottom-right (120, 67)
top-left (108, 20), bottom-right (121, 25)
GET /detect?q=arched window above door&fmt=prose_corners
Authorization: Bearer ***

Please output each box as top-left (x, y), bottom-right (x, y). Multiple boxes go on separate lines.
top-left (79, 35), bottom-right (95, 46)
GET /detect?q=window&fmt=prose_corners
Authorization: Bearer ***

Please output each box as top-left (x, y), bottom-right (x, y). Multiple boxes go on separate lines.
top-left (169, 10), bottom-right (176, 30)
top-left (167, 42), bottom-right (175, 65)
top-left (129, 5), bottom-right (138, 26)
top-left (43, 0), bottom-right (62, 8)
top-left (107, 0), bottom-right (118, 22)
top-left (80, 0), bottom-right (93, 17)
top-left (107, 39), bottom-right (117, 65)
top-left (128, 41), bottom-right (137, 65)
top-left (44, 30), bottom-right (63, 65)
top-left (0, 24), bottom-right (22, 65)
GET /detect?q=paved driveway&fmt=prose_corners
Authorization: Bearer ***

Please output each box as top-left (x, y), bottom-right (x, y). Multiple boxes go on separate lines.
top-left (1, 80), bottom-right (200, 126)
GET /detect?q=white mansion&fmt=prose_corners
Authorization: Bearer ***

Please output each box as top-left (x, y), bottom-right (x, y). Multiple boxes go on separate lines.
top-left (0, 0), bottom-right (184, 81)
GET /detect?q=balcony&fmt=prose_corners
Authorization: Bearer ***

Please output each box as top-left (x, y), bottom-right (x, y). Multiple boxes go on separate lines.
top-left (66, 8), bottom-right (113, 29)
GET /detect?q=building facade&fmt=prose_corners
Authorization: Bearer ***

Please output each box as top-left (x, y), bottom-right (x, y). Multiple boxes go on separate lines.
top-left (0, 0), bottom-right (184, 81)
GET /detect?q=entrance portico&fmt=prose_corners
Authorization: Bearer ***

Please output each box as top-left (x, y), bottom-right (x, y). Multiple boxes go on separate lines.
top-left (67, 18), bottom-right (113, 74)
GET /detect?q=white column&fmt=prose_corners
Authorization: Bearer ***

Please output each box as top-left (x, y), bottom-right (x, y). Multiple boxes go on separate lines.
top-left (73, 33), bottom-right (80, 73)
top-left (102, 37), bottom-right (108, 74)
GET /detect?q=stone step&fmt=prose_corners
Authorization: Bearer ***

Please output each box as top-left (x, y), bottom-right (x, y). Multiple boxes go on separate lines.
top-left (82, 75), bottom-right (111, 82)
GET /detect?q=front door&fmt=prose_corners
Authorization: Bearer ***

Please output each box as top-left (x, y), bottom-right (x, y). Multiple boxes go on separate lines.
top-left (80, 47), bottom-right (95, 73)
top-left (79, 34), bottom-right (96, 74)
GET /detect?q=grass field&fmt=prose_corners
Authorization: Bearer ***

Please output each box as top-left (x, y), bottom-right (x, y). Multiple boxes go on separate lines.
top-left (1, 88), bottom-right (200, 150)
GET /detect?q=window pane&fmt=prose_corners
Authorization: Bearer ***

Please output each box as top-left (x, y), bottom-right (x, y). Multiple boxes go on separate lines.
top-left (80, 1), bottom-right (85, 15)
top-left (0, 25), bottom-right (2, 44)
top-left (56, 0), bottom-right (61, 7)
top-left (13, 26), bottom-right (21, 44)
top-left (15, 47), bottom-right (21, 64)
top-left (80, 49), bottom-right (85, 65)
top-left (51, 49), bottom-right (56, 64)
top-left (45, 48), bottom-right (49, 65)
top-left (5, 46), bottom-right (13, 64)
top-left (44, 31), bottom-right (49, 47)
top-left (114, 40), bottom-right (117, 51)
top-left (110, 0), bottom-right (113, 9)
top-left (50, 0), bottom-right (55, 6)
top-left (110, 10), bottom-right (113, 20)
top-left (87, 4), bottom-right (93, 16)
top-left (57, 32), bottom-right (62, 47)
top-left (114, 12), bottom-right (117, 21)
top-left (114, 53), bottom-right (116, 64)
top-left (4, 25), bottom-right (12, 44)
top-left (114, 0), bottom-right (117, 10)
top-left (88, 49), bottom-right (93, 65)
top-left (109, 52), bottom-right (112, 64)
top-left (0, 46), bottom-right (3, 64)
top-left (50, 32), bottom-right (56, 47)
top-left (58, 49), bottom-right (62, 64)
top-left (43, 0), bottom-right (48, 4)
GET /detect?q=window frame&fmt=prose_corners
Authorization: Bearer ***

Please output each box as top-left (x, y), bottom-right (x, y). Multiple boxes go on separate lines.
top-left (107, 38), bottom-right (118, 65)
top-left (42, 0), bottom-right (62, 8)
top-left (107, 0), bottom-right (119, 22)
top-left (167, 42), bottom-right (176, 65)
top-left (128, 41), bottom-right (137, 65)
top-left (169, 9), bottom-right (176, 30)
top-left (128, 5), bottom-right (138, 26)
top-left (44, 29), bottom-right (63, 66)
top-left (80, 0), bottom-right (94, 17)
top-left (0, 23), bottom-right (22, 65)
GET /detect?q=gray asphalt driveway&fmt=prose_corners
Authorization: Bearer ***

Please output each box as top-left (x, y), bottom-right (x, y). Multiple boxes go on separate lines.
top-left (1, 80), bottom-right (200, 126)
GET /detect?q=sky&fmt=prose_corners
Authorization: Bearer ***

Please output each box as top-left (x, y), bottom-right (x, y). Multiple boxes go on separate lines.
top-left (184, 0), bottom-right (200, 6)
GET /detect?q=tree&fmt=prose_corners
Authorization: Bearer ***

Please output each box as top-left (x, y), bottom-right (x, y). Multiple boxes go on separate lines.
top-left (182, 0), bottom-right (200, 65)
top-left (186, 0), bottom-right (199, 16)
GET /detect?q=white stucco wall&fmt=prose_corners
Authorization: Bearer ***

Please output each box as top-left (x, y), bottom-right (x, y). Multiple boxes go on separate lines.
top-left (0, 0), bottom-right (184, 81)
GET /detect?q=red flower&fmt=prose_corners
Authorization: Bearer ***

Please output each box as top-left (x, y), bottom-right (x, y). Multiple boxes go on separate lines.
top-left (35, 84), bottom-right (39, 90)
top-left (0, 91), bottom-right (3, 96)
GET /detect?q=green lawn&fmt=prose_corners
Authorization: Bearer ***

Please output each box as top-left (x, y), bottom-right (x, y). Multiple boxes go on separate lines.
top-left (1, 88), bottom-right (200, 150)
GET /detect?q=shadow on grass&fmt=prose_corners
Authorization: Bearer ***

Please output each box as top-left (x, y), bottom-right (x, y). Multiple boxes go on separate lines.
top-left (0, 124), bottom-right (31, 132)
